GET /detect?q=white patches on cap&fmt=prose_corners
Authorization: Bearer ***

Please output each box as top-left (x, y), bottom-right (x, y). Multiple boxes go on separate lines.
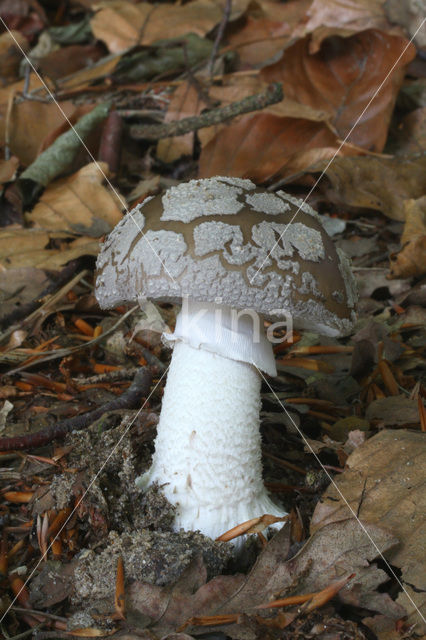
top-left (300, 272), bottom-right (324, 299)
top-left (246, 192), bottom-right (291, 214)
top-left (140, 230), bottom-right (188, 278)
top-left (95, 204), bottom-right (147, 307)
top-left (337, 248), bottom-right (358, 309)
top-left (276, 191), bottom-right (322, 223)
top-left (161, 178), bottom-right (245, 222)
top-left (193, 221), bottom-right (252, 264)
top-left (217, 176), bottom-right (256, 190)
top-left (253, 221), bottom-right (325, 262)
top-left (332, 289), bottom-right (344, 303)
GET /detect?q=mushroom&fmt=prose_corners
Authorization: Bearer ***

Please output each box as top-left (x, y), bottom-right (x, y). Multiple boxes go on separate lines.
top-left (95, 177), bottom-right (357, 541)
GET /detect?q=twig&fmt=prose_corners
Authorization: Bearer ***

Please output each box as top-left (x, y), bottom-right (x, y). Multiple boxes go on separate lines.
top-left (4, 305), bottom-right (139, 375)
top-left (209, 0), bottom-right (232, 76)
top-left (0, 368), bottom-right (152, 451)
top-left (0, 260), bottom-right (84, 333)
top-left (72, 366), bottom-right (140, 385)
top-left (130, 82), bottom-right (283, 140)
top-left (11, 607), bottom-right (66, 623)
top-left (2, 624), bottom-right (44, 639)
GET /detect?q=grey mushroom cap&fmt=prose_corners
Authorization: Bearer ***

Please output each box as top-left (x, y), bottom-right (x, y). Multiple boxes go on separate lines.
top-left (95, 177), bottom-right (357, 336)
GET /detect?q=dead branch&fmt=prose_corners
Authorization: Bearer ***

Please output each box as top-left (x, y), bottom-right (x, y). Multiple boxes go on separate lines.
top-left (0, 368), bottom-right (152, 451)
top-left (130, 82), bottom-right (283, 140)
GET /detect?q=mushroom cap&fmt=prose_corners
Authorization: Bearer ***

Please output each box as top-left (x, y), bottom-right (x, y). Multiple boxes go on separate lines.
top-left (95, 177), bottom-right (357, 336)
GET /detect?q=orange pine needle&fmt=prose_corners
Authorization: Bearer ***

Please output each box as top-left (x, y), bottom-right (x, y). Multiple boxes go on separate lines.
top-left (291, 345), bottom-right (353, 355)
top-left (3, 491), bottom-right (33, 503)
top-left (15, 381), bottom-right (33, 391)
top-left (93, 325), bottom-right (103, 338)
top-left (257, 573), bottom-right (355, 611)
top-left (9, 574), bottom-right (30, 607)
top-left (277, 357), bottom-right (334, 373)
top-left (74, 317), bottom-right (94, 336)
top-left (378, 360), bottom-right (399, 396)
top-left (20, 373), bottom-right (67, 393)
top-left (178, 614), bottom-right (240, 631)
top-left (0, 535), bottom-right (7, 577)
top-left (51, 538), bottom-right (62, 557)
top-left (48, 507), bottom-right (71, 538)
top-left (371, 382), bottom-right (386, 399)
top-left (67, 627), bottom-right (116, 637)
top-left (305, 573), bottom-right (355, 612)
top-left (7, 539), bottom-right (26, 559)
top-left (114, 556), bottom-right (126, 620)
top-left (216, 514), bottom-right (288, 542)
top-left (418, 396), bottom-right (426, 432)
top-left (92, 363), bottom-right (121, 374)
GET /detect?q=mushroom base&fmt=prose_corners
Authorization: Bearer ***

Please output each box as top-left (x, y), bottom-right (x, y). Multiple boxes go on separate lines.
top-left (137, 340), bottom-right (286, 541)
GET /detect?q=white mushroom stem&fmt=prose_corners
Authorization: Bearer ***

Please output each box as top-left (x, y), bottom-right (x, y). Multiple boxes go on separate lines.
top-left (136, 300), bottom-right (286, 541)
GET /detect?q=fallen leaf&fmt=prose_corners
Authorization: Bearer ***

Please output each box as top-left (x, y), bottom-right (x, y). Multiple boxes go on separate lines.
top-left (0, 156), bottom-right (19, 185)
top-left (315, 155), bottom-right (426, 221)
top-left (393, 107), bottom-right (426, 156)
top-left (37, 43), bottom-right (105, 80)
top-left (365, 395), bottom-right (421, 426)
top-left (0, 227), bottom-right (100, 270)
top-left (19, 102), bottom-right (111, 187)
top-left (293, 0), bottom-right (394, 53)
top-left (6, 100), bottom-right (80, 167)
top-left (158, 75), bottom-right (271, 163)
top-left (389, 197), bottom-right (426, 279)
top-left (156, 83), bottom-right (206, 163)
top-left (261, 30), bottom-right (415, 152)
top-left (311, 429), bottom-right (426, 633)
top-left (225, 0), bottom-right (313, 70)
top-left (199, 111), bottom-right (341, 182)
top-left (385, 0), bottom-right (426, 49)
top-left (57, 55), bottom-right (121, 92)
top-left (0, 267), bottom-right (49, 320)
top-left (128, 520), bottom-right (402, 636)
top-left (90, 0), bottom-right (247, 53)
top-left (26, 162), bottom-right (123, 236)
top-left (0, 29), bottom-right (29, 82)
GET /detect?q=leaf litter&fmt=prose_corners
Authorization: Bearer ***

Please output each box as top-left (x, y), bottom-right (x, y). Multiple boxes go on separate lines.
top-left (0, 0), bottom-right (425, 639)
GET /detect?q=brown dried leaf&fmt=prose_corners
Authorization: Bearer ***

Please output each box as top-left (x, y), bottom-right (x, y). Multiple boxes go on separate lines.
top-left (6, 99), bottom-right (82, 167)
top-left (90, 0), bottom-right (247, 53)
top-left (128, 553), bottom-right (244, 633)
top-left (0, 227), bottom-right (100, 270)
top-left (37, 43), bottom-right (105, 81)
top-left (0, 156), bottom-right (19, 185)
top-left (158, 76), bottom-right (272, 163)
top-left (226, 0), bottom-right (311, 68)
top-left (199, 112), bottom-right (341, 181)
top-left (317, 155), bottom-right (426, 221)
top-left (293, 0), bottom-right (394, 53)
top-left (311, 429), bottom-right (426, 633)
top-left (128, 519), bottom-right (402, 635)
top-left (0, 30), bottom-right (29, 82)
top-left (26, 163), bottom-right (123, 236)
top-left (157, 83), bottom-right (205, 164)
top-left (394, 107), bottom-right (426, 156)
top-left (365, 395), bottom-right (422, 426)
top-left (58, 56), bottom-right (120, 92)
top-left (222, 521), bottom-right (401, 621)
top-left (389, 197), bottom-right (426, 279)
top-left (261, 30), bottom-right (415, 152)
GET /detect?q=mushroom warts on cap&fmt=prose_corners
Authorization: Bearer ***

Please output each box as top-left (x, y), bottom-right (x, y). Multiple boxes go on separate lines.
top-left (96, 177), bottom-right (357, 336)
